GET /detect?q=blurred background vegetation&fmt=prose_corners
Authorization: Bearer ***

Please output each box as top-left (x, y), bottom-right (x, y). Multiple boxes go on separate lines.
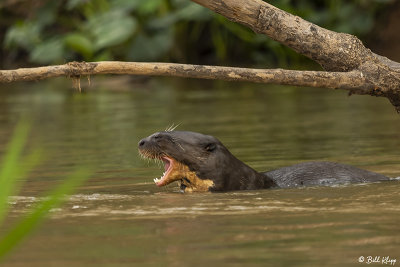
top-left (0, 120), bottom-right (92, 260)
top-left (0, 0), bottom-right (397, 69)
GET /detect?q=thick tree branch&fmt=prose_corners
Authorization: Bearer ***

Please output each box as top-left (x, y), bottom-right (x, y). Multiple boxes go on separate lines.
top-left (0, 61), bottom-right (370, 91)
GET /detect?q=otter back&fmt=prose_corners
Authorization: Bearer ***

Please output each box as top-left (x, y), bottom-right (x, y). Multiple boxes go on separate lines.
top-left (264, 161), bottom-right (389, 188)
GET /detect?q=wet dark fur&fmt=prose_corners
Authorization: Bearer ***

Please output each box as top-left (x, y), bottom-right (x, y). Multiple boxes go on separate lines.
top-left (138, 131), bottom-right (389, 191)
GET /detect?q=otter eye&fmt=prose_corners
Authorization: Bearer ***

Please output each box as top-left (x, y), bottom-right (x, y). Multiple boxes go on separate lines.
top-left (205, 143), bottom-right (216, 152)
top-left (154, 134), bottom-right (163, 141)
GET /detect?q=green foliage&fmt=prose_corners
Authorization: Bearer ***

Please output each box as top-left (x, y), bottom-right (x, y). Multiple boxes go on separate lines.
top-left (64, 33), bottom-right (94, 59)
top-left (0, 121), bottom-right (92, 260)
top-left (0, 0), bottom-right (391, 66)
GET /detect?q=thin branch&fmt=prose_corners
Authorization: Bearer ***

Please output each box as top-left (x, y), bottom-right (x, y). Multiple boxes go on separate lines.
top-left (0, 61), bottom-right (370, 91)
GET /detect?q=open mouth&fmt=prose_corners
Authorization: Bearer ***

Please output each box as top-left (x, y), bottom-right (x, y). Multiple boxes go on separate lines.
top-left (153, 156), bottom-right (177, 187)
top-left (139, 149), bottom-right (214, 192)
top-left (138, 148), bottom-right (187, 187)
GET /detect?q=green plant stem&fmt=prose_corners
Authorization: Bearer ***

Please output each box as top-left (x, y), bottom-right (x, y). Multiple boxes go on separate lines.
top-left (0, 122), bottom-right (30, 223)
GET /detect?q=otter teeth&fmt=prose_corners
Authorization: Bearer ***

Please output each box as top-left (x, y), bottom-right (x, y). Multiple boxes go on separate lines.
top-left (153, 172), bottom-right (166, 183)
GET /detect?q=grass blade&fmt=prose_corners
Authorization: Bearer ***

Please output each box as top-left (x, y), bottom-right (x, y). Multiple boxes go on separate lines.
top-left (0, 167), bottom-right (92, 259)
top-left (0, 122), bottom-right (30, 224)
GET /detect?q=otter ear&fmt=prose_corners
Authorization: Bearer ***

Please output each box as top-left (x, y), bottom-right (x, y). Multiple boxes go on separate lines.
top-left (205, 143), bottom-right (216, 152)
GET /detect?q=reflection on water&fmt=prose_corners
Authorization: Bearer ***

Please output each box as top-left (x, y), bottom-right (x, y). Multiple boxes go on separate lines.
top-left (1, 78), bottom-right (400, 266)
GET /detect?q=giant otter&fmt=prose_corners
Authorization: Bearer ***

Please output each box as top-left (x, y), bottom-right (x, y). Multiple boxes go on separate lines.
top-left (138, 131), bottom-right (390, 192)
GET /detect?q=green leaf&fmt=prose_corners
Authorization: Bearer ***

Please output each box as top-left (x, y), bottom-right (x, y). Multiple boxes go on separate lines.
top-left (4, 22), bottom-right (41, 50)
top-left (137, 0), bottom-right (164, 15)
top-left (64, 33), bottom-right (94, 59)
top-left (86, 10), bottom-right (137, 50)
top-left (93, 50), bottom-right (113, 61)
top-left (149, 3), bottom-right (212, 29)
top-left (29, 38), bottom-right (65, 64)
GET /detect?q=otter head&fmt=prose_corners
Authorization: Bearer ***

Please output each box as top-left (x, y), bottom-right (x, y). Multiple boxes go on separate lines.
top-left (138, 131), bottom-right (247, 192)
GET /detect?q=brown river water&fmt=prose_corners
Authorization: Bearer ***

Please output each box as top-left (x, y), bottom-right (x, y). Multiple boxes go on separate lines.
top-left (0, 78), bottom-right (399, 266)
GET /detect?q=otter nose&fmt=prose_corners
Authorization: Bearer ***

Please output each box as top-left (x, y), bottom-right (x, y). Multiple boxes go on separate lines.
top-left (138, 139), bottom-right (146, 147)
